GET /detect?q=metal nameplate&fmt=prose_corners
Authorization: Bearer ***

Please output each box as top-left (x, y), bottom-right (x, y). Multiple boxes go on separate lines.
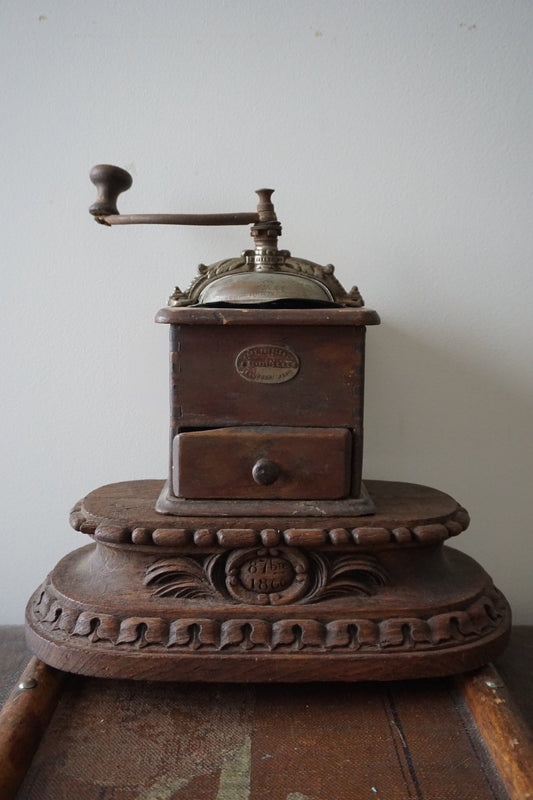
top-left (235, 344), bottom-right (300, 384)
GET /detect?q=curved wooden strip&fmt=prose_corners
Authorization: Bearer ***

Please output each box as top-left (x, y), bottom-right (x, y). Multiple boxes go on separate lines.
top-left (456, 664), bottom-right (533, 800)
top-left (0, 657), bottom-right (65, 799)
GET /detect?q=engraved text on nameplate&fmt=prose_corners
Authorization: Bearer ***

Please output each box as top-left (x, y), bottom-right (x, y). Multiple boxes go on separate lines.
top-left (235, 345), bottom-right (300, 384)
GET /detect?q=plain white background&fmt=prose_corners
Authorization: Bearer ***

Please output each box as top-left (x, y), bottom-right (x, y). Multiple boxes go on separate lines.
top-left (1, 1), bottom-right (532, 624)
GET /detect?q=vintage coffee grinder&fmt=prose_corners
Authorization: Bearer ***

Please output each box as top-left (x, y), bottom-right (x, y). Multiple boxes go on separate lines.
top-left (25, 165), bottom-right (511, 681)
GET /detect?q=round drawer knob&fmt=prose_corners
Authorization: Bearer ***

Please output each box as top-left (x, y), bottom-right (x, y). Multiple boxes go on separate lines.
top-left (252, 459), bottom-right (280, 486)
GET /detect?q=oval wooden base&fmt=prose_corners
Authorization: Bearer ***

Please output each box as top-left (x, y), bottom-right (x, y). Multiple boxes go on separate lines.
top-left (26, 590), bottom-right (510, 683)
top-left (24, 480), bottom-right (512, 682)
top-left (26, 621), bottom-right (511, 684)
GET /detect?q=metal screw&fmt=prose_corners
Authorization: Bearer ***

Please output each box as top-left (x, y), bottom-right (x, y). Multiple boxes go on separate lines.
top-left (18, 678), bottom-right (38, 690)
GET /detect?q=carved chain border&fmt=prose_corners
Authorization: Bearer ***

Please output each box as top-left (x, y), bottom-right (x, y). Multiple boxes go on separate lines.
top-left (30, 581), bottom-right (507, 654)
top-left (70, 504), bottom-right (470, 549)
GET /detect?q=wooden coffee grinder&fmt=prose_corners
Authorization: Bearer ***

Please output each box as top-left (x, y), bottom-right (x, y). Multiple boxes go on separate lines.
top-left (25, 165), bottom-right (511, 681)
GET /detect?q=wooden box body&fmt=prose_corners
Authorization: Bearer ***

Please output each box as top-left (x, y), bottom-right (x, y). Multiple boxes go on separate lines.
top-left (154, 306), bottom-right (380, 516)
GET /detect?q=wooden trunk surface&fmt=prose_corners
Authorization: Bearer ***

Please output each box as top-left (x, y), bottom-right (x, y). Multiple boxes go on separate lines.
top-left (14, 676), bottom-right (511, 800)
top-left (2, 627), bottom-right (532, 800)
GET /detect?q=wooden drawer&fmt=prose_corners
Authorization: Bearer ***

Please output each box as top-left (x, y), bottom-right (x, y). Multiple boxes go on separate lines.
top-left (173, 426), bottom-right (352, 499)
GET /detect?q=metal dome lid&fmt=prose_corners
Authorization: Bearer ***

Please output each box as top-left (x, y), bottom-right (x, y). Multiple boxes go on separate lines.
top-left (168, 253), bottom-right (364, 308)
top-left (168, 190), bottom-right (364, 309)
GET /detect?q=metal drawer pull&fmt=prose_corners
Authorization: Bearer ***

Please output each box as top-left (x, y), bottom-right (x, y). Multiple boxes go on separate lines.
top-left (252, 459), bottom-right (280, 486)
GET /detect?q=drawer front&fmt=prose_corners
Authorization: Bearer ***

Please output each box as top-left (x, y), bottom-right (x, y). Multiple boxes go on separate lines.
top-left (173, 426), bottom-right (352, 500)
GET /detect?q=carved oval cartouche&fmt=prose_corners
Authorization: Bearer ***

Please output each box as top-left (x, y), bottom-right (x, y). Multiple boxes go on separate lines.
top-left (226, 548), bottom-right (310, 605)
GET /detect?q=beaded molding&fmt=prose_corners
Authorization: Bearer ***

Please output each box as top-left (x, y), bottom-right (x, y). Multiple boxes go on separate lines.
top-left (70, 503), bottom-right (470, 549)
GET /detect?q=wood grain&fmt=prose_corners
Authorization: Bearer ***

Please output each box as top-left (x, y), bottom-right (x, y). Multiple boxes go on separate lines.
top-left (0, 657), bottom-right (65, 799)
top-left (457, 664), bottom-right (533, 799)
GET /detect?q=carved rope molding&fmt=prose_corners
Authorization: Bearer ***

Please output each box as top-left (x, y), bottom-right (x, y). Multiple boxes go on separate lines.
top-left (30, 581), bottom-right (507, 655)
top-left (69, 503), bottom-right (470, 549)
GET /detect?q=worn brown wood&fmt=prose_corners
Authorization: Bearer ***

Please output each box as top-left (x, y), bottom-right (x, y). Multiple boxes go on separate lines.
top-left (89, 164), bottom-right (132, 217)
top-left (25, 479), bottom-right (511, 682)
top-left (174, 426), bottom-right (352, 499)
top-left (10, 675), bottom-right (516, 800)
top-left (155, 305), bottom-right (381, 325)
top-left (0, 657), bottom-right (65, 800)
top-left (496, 626), bottom-right (533, 727)
top-left (2, 628), bottom-right (532, 798)
top-left (72, 478), bottom-right (469, 538)
top-left (2, 675), bottom-right (531, 799)
top-left (457, 664), bottom-right (533, 800)
top-left (170, 323), bottom-right (365, 429)
top-left (156, 306), bottom-right (377, 516)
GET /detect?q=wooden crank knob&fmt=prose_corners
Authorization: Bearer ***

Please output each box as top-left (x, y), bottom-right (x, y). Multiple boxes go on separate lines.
top-left (89, 164), bottom-right (133, 218)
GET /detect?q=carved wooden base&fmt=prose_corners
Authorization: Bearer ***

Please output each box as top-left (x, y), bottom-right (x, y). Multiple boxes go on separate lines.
top-left (25, 480), bottom-right (511, 682)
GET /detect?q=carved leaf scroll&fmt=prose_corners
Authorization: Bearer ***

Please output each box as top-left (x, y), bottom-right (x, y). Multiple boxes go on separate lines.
top-left (143, 550), bottom-right (389, 605)
top-left (144, 555), bottom-right (223, 599)
top-left (306, 553), bottom-right (389, 603)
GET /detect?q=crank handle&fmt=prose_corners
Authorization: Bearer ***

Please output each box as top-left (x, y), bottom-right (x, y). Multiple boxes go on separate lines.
top-left (89, 165), bottom-right (276, 227)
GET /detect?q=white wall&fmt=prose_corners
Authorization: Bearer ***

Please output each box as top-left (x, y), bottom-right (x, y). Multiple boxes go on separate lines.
top-left (2, 1), bottom-right (532, 624)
